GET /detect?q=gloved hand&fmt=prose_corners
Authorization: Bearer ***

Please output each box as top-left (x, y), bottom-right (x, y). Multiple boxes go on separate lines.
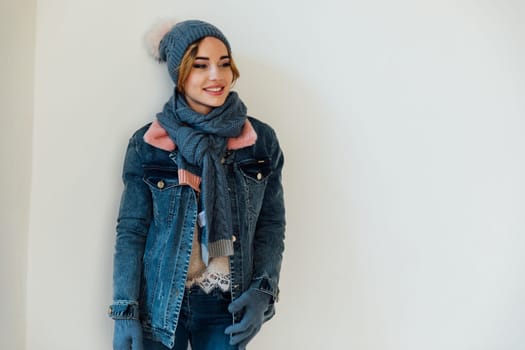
top-left (224, 289), bottom-right (271, 349)
top-left (113, 319), bottom-right (144, 350)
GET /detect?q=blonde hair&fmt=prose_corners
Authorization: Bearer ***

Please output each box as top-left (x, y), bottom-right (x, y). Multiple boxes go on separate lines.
top-left (177, 38), bottom-right (240, 94)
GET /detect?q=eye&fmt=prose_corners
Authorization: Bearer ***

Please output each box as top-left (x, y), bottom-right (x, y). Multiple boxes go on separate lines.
top-left (193, 63), bottom-right (207, 69)
top-left (221, 62), bottom-right (231, 68)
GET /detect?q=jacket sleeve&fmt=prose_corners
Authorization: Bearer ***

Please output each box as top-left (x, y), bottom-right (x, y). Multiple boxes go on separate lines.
top-left (250, 127), bottom-right (286, 303)
top-left (108, 133), bottom-right (152, 320)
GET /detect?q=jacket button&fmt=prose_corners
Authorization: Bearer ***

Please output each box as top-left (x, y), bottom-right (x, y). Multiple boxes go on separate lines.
top-left (257, 173), bottom-right (262, 180)
top-left (232, 235), bottom-right (237, 242)
top-left (157, 180), bottom-right (165, 189)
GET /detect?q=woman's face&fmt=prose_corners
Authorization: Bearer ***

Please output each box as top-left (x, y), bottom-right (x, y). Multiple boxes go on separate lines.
top-left (183, 36), bottom-right (234, 115)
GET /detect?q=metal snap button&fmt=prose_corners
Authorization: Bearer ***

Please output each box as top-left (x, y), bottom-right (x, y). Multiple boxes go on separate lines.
top-left (257, 173), bottom-right (262, 180)
top-left (157, 180), bottom-right (165, 189)
top-left (232, 235), bottom-right (237, 242)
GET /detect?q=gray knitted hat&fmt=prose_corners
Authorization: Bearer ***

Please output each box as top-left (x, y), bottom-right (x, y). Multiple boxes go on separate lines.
top-left (146, 19), bottom-right (231, 85)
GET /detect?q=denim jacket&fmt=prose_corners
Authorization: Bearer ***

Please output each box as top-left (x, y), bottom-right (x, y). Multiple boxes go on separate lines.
top-left (108, 117), bottom-right (285, 348)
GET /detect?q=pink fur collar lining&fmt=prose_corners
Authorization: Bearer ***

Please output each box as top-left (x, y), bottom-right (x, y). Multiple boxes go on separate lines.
top-left (143, 119), bottom-right (258, 152)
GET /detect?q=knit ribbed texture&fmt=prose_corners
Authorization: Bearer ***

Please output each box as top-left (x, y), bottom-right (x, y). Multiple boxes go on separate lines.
top-left (177, 169), bottom-right (201, 192)
top-left (207, 239), bottom-right (234, 259)
top-left (157, 90), bottom-right (247, 265)
top-left (158, 20), bottom-right (231, 84)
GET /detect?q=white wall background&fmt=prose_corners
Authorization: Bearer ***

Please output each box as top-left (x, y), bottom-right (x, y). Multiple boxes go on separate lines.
top-left (3, 0), bottom-right (522, 349)
top-left (0, 0), bottom-right (35, 349)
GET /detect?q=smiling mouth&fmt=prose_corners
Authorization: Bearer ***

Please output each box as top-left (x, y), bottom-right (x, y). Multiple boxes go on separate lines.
top-left (204, 86), bottom-right (224, 93)
top-left (204, 87), bottom-right (224, 92)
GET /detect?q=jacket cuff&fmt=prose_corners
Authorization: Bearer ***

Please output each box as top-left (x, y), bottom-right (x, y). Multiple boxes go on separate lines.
top-left (249, 277), bottom-right (279, 302)
top-left (108, 300), bottom-right (140, 320)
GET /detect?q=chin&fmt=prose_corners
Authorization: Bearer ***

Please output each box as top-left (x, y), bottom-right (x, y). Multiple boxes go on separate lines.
top-left (207, 97), bottom-right (228, 107)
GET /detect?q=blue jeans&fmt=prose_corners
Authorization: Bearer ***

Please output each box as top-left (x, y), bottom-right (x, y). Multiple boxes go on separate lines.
top-left (143, 286), bottom-right (237, 350)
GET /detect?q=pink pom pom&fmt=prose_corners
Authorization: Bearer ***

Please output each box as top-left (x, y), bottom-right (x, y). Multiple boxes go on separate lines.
top-left (145, 18), bottom-right (178, 60)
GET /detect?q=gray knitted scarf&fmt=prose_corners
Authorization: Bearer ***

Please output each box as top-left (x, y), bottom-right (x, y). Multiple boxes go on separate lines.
top-left (157, 90), bottom-right (247, 264)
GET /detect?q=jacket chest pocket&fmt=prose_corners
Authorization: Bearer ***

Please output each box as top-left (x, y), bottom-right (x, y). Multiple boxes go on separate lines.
top-left (143, 168), bottom-right (181, 227)
top-left (238, 158), bottom-right (272, 184)
top-left (236, 158), bottom-right (272, 219)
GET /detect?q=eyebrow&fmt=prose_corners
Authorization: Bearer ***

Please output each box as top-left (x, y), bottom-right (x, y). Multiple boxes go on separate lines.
top-left (194, 55), bottom-right (231, 60)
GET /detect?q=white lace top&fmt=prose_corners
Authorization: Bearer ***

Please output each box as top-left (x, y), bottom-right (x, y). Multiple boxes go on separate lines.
top-left (185, 225), bottom-right (231, 293)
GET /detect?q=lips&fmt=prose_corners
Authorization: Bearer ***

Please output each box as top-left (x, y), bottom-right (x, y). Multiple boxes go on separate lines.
top-left (204, 87), bottom-right (222, 92)
top-left (203, 85), bottom-right (225, 95)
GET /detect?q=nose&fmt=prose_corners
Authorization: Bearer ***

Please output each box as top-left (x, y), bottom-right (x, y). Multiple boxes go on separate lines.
top-left (209, 64), bottom-right (220, 80)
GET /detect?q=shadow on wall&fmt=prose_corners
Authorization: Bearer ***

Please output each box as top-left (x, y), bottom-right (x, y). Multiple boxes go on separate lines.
top-left (231, 55), bottom-right (357, 349)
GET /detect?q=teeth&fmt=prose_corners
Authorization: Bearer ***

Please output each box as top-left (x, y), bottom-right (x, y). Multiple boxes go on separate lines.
top-left (205, 87), bottom-right (222, 92)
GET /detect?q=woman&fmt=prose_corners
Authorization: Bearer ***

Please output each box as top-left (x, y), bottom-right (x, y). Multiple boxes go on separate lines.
top-left (108, 19), bottom-right (286, 350)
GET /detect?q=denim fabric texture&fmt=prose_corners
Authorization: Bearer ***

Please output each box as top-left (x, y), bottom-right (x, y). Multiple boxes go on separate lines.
top-left (143, 286), bottom-right (238, 350)
top-left (109, 117), bottom-right (285, 348)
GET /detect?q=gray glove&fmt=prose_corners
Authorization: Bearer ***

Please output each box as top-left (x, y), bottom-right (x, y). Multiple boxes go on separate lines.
top-left (113, 319), bottom-right (144, 350)
top-left (225, 289), bottom-right (271, 349)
